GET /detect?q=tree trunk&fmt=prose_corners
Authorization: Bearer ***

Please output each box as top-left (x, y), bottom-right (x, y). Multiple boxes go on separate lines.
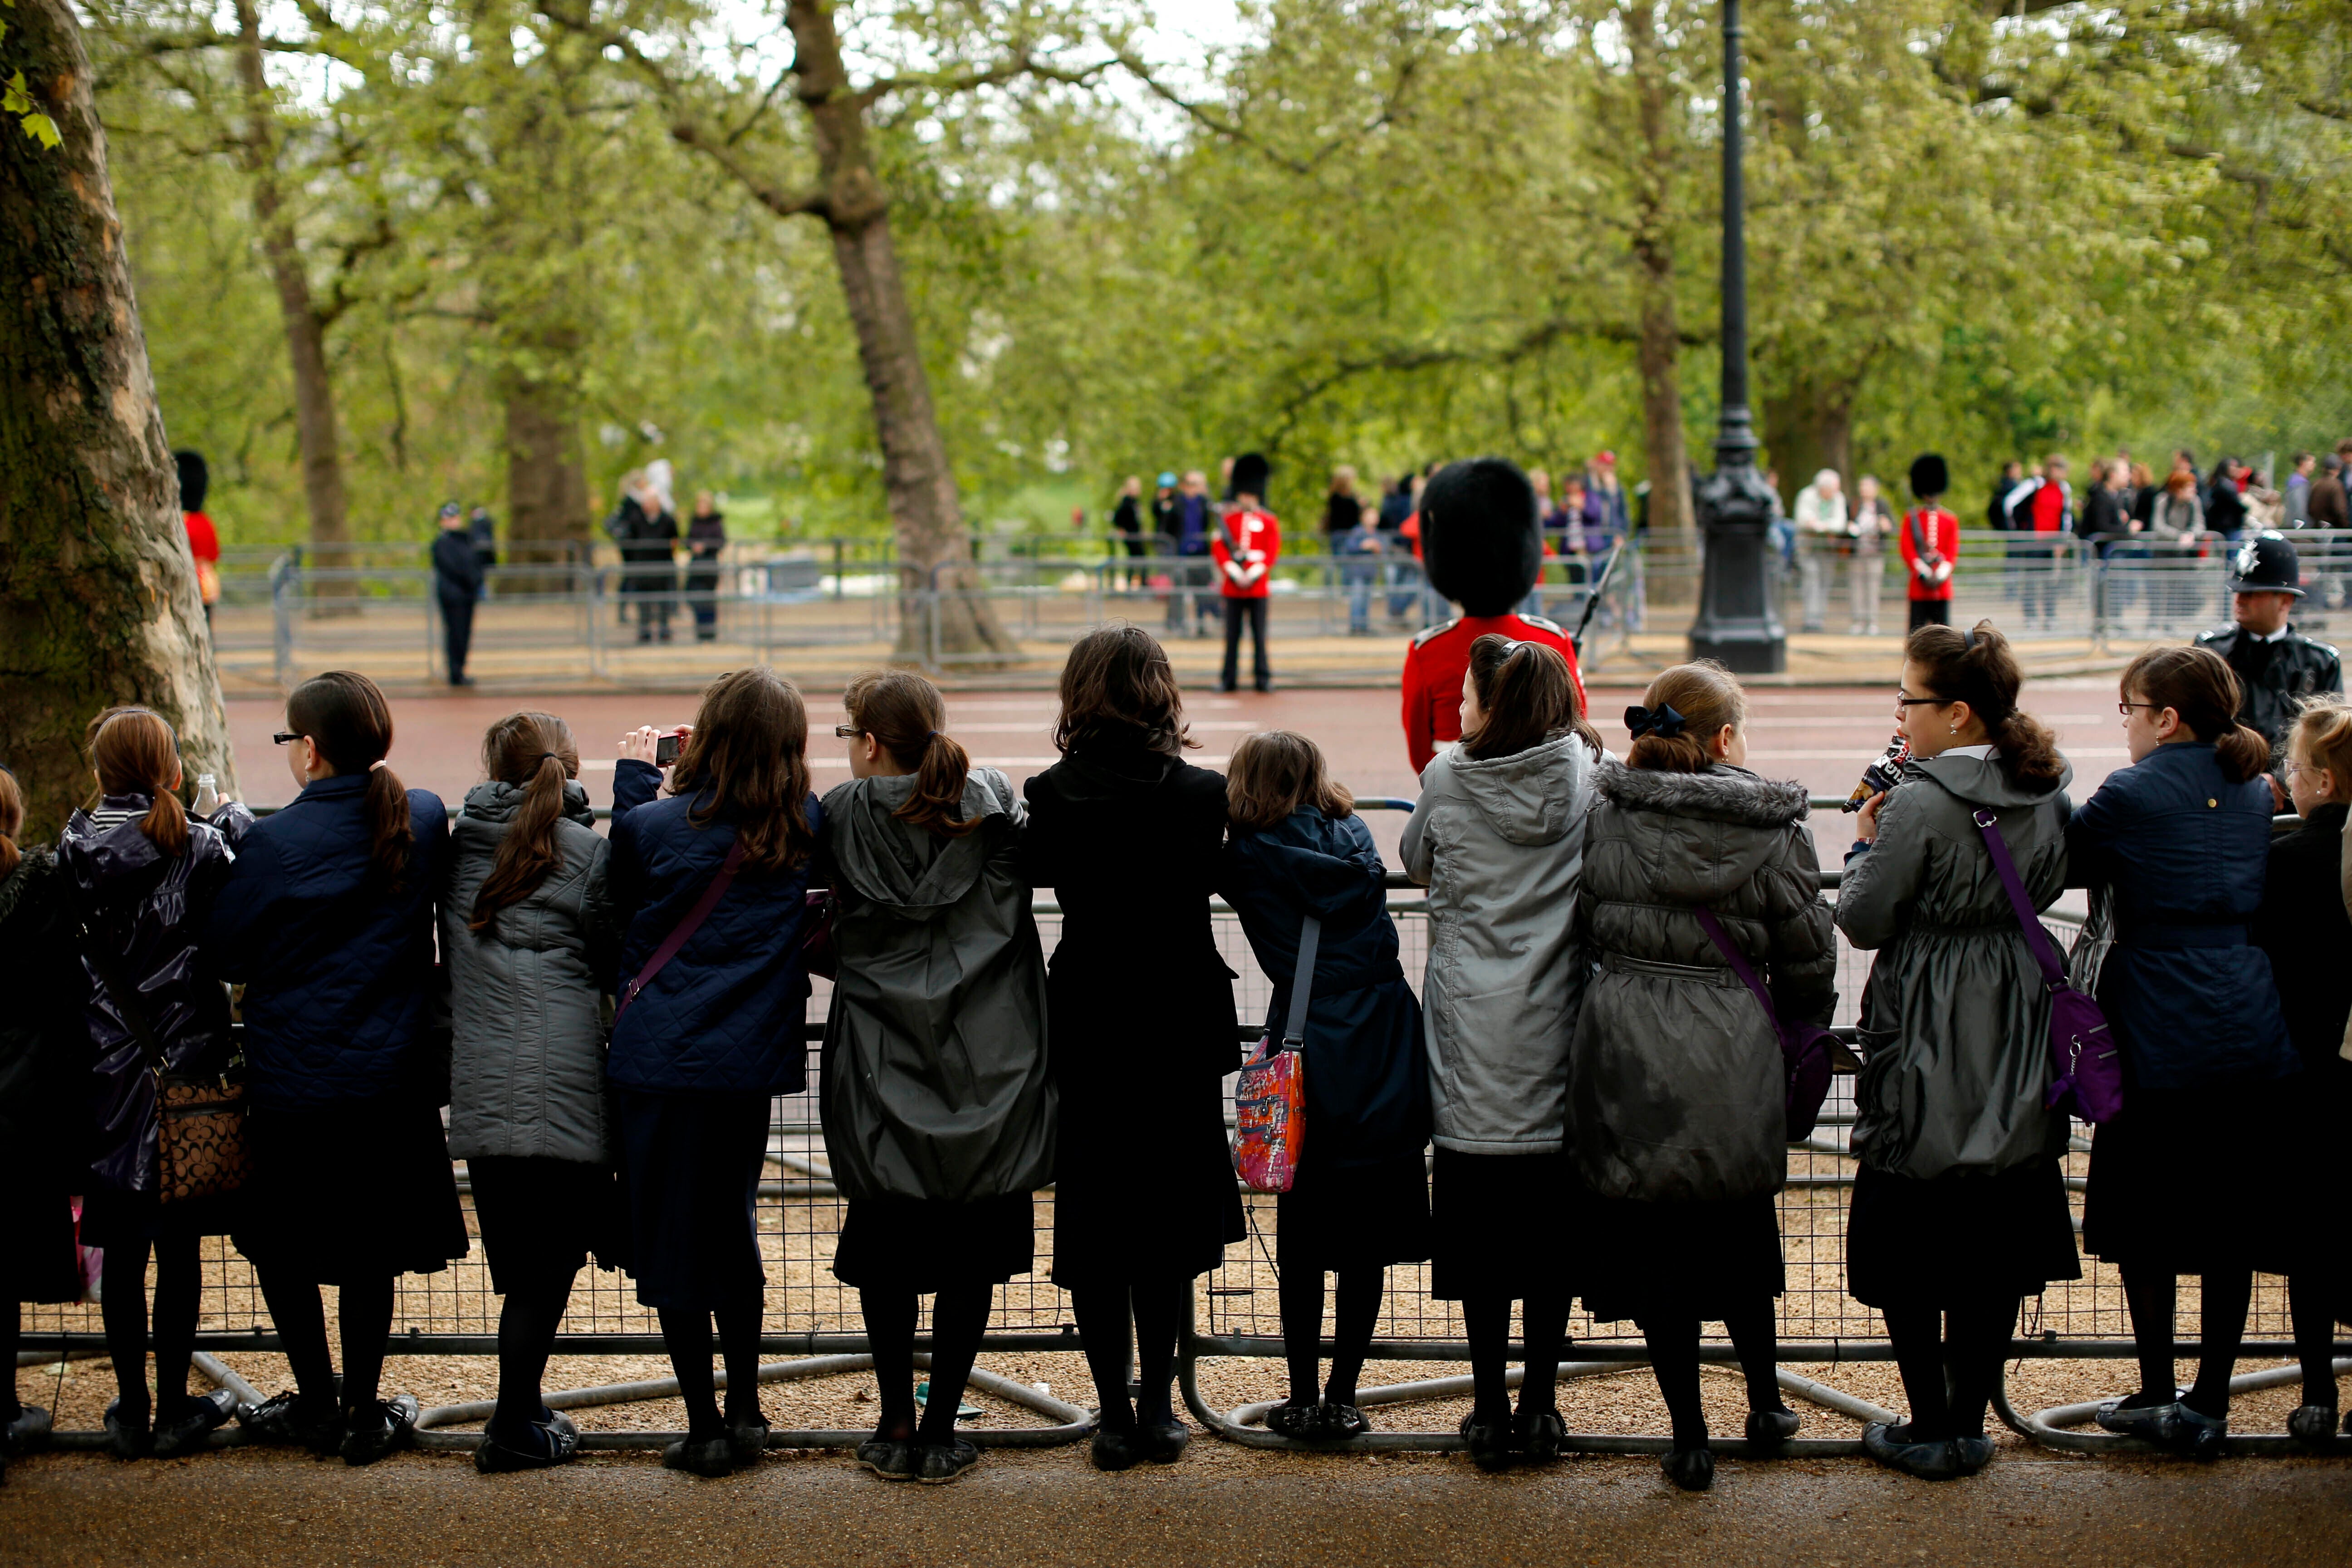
top-left (0, 0), bottom-right (240, 837)
top-left (504, 373), bottom-right (591, 570)
top-left (1627, 0), bottom-right (1694, 540)
top-left (234, 0), bottom-right (352, 602)
top-left (1760, 378), bottom-right (1855, 510)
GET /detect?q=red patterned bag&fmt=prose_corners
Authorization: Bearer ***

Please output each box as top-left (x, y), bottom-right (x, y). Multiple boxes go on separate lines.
top-left (1235, 916), bottom-right (1318, 1194)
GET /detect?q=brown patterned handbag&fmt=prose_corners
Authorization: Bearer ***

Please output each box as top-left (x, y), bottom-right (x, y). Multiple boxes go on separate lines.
top-left (86, 942), bottom-right (251, 1204)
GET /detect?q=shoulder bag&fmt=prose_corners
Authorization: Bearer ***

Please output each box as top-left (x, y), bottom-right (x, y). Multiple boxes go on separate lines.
top-left (1692, 906), bottom-right (1838, 1141)
top-left (616, 838), bottom-right (748, 1019)
top-left (1235, 915), bottom-right (1318, 1194)
top-left (1971, 808), bottom-right (2123, 1123)
top-left (84, 936), bottom-right (250, 1205)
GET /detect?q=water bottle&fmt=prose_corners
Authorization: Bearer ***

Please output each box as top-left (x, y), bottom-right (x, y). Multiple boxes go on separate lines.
top-left (193, 774), bottom-right (219, 817)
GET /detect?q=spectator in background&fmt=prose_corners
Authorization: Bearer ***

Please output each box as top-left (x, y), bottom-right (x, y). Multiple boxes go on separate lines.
top-left (2287, 453), bottom-right (2316, 527)
top-left (1150, 473), bottom-right (1179, 565)
top-left (1165, 470), bottom-right (1218, 639)
top-left (1324, 466), bottom-right (1360, 540)
top-left (176, 451), bottom-right (220, 631)
top-left (433, 502), bottom-right (485, 688)
top-left (684, 491), bottom-right (727, 644)
top-left (1793, 469), bottom-right (1848, 633)
top-left (467, 507), bottom-right (497, 601)
top-left (1341, 503), bottom-right (1384, 635)
top-left (1110, 476), bottom-right (1148, 592)
top-left (1588, 451), bottom-right (1631, 543)
top-left (2081, 459), bottom-right (2128, 547)
top-left (1380, 472), bottom-right (1419, 627)
top-left (1848, 474), bottom-right (1894, 634)
top-left (1590, 451), bottom-right (1645, 632)
top-left (2308, 452), bottom-right (2349, 530)
top-left (607, 472), bottom-right (679, 646)
top-left (2004, 456), bottom-right (2072, 629)
top-left (2145, 462), bottom-right (2209, 628)
top-left (1529, 468), bottom-right (1557, 538)
top-left (1987, 461), bottom-right (2024, 532)
top-left (2206, 457), bottom-right (2248, 539)
top-left (2310, 453), bottom-right (2351, 616)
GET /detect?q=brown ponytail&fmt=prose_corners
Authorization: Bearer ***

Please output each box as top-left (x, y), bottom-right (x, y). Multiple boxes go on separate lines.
top-left (1460, 634), bottom-right (1604, 761)
top-left (1904, 620), bottom-right (2066, 789)
top-left (470, 712), bottom-right (581, 932)
top-left (0, 764), bottom-right (23, 879)
top-left (1625, 662), bottom-right (1747, 773)
top-left (843, 670), bottom-right (978, 838)
top-left (285, 671), bottom-right (412, 889)
top-left (2121, 645), bottom-right (2271, 784)
top-left (86, 706), bottom-right (190, 857)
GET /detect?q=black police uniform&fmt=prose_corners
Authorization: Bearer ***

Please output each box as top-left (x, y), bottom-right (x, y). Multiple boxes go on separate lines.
top-left (2195, 532), bottom-right (2342, 754)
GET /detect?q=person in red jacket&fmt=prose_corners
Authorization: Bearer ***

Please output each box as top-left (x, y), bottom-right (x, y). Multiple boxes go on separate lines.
top-left (1214, 452), bottom-right (1280, 692)
top-left (176, 450), bottom-right (220, 629)
top-left (1401, 458), bottom-right (1588, 774)
top-left (1899, 454), bottom-right (1960, 632)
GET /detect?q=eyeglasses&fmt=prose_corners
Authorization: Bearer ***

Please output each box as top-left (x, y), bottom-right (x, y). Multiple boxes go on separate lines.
top-left (833, 725), bottom-right (864, 739)
top-left (272, 731), bottom-right (302, 745)
top-left (2117, 702), bottom-right (2161, 715)
top-left (1894, 693), bottom-right (1950, 708)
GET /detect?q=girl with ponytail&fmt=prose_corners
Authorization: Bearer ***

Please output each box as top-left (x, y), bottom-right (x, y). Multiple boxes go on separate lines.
top-left (817, 670), bottom-right (1051, 1485)
top-left (206, 671), bottom-right (466, 1466)
top-left (441, 713), bottom-right (622, 1473)
top-left (55, 708), bottom-right (253, 1459)
top-left (2066, 643), bottom-right (2299, 1457)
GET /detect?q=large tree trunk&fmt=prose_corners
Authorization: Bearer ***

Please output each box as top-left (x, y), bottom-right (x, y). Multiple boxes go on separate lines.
top-left (504, 373), bottom-right (591, 570)
top-left (234, 0), bottom-right (352, 595)
top-left (1627, 0), bottom-right (1694, 541)
top-left (0, 0), bottom-right (240, 837)
top-left (1761, 378), bottom-right (1855, 509)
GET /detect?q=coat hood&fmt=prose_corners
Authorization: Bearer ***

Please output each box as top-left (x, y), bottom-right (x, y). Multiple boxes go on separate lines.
top-left (458, 778), bottom-right (596, 830)
top-left (1225, 808), bottom-right (1386, 925)
top-left (1443, 731), bottom-right (1595, 846)
top-left (1906, 750), bottom-right (2073, 809)
top-left (0, 846), bottom-right (57, 929)
top-left (59, 797), bottom-right (175, 899)
top-left (1591, 759), bottom-right (1808, 828)
top-left (823, 769), bottom-right (1017, 917)
top-left (1051, 732), bottom-right (1184, 801)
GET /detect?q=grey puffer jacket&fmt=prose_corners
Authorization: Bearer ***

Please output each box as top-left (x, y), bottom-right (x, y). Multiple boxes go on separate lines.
top-left (1402, 732), bottom-right (1597, 1154)
top-left (818, 768), bottom-right (1054, 1204)
top-left (441, 780), bottom-right (618, 1163)
top-left (1836, 751), bottom-right (2073, 1181)
top-left (1569, 762), bottom-right (1836, 1203)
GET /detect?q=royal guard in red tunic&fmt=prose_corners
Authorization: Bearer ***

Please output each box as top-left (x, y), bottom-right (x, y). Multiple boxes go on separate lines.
top-left (1900, 453), bottom-right (1959, 632)
top-left (1401, 458), bottom-right (1588, 774)
top-left (1213, 452), bottom-right (1280, 692)
top-left (176, 450), bottom-right (221, 627)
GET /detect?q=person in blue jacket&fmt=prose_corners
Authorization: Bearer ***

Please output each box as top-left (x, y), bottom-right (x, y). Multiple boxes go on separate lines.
top-left (2067, 645), bottom-right (2302, 1458)
top-left (609, 666), bottom-right (821, 1479)
top-left (1218, 731), bottom-right (1430, 1443)
top-left (205, 671), bottom-right (466, 1466)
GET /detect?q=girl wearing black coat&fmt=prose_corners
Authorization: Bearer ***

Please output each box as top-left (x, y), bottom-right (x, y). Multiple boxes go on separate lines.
top-left (56, 708), bottom-right (254, 1459)
top-left (1218, 731), bottom-right (1429, 1444)
top-left (1021, 625), bottom-right (1245, 1471)
top-left (2255, 696), bottom-right (2352, 1444)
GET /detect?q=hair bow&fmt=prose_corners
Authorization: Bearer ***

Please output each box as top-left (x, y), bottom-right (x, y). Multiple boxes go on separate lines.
top-left (1624, 702), bottom-right (1686, 740)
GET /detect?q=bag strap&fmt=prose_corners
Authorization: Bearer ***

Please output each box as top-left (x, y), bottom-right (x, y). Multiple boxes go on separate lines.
top-left (1691, 906), bottom-right (1784, 1034)
top-left (617, 838), bottom-right (748, 1019)
top-left (1969, 808), bottom-right (2067, 988)
top-left (82, 932), bottom-right (170, 1079)
top-left (1279, 916), bottom-right (1323, 1051)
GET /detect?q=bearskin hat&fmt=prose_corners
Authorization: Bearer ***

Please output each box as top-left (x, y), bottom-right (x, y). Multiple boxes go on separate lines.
top-left (1908, 454), bottom-right (1948, 502)
top-left (1230, 452), bottom-right (1271, 502)
top-left (174, 450), bottom-right (209, 514)
top-left (1421, 457), bottom-right (1540, 617)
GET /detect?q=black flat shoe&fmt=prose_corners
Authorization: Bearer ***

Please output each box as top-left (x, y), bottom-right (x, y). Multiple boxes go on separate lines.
top-left (1459, 1412), bottom-right (1513, 1473)
top-left (2287, 1404), bottom-right (2340, 1448)
top-left (239, 1391), bottom-right (345, 1456)
top-left (1744, 1406), bottom-right (1801, 1454)
top-left (726, 1415), bottom-right (770, 1469)
top-left (1320, 1403), bottom-right (1371, 1441)
top-left (1949, 1435), bottom-right (1996, 1475)
top-left (1, 1406), bottom-right (52, 1458)
top-left (1514, 1407), bottom-right (1566, 1464)
top-left (1089, 1429), bottom-right (1141, 1472)
top-left (1265, 1400), bottom-right (1321, 1441)
top-left (2171, 1403), bottom-right (2226, 1461)
top-left (1138, 1419), bottom-right (1189, 1464)
top-left (340, 1395), bottom-right (419, 1467)
top-left (1861, 1421), bottom-right (1960, 1480)
top-left (662, 1434), bottom-right (735, 1478)
top-left (856, 1436), bottom-right (918, 1480)
top-left (916, 1437), bottom-right (980, 1485)
top-left (103, 1400), bottom-right (152, 1460)
top-left (475, 1410), bottom-right (579, 1475)
top-left (151, 1390), bottom-right (237, 1458)
top-left (2094, 1391), bottom-right (2184, 1442)
top-left (1661, 1444), bottom-right (1714, 1492)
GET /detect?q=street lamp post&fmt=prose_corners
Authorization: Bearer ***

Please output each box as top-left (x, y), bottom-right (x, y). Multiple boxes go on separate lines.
top-left (1686, 0), bottom-right (1787, 674)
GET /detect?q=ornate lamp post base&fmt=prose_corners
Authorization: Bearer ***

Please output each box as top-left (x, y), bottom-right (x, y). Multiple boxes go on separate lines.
top-left (1688, 447), bottom-right (1787, 674)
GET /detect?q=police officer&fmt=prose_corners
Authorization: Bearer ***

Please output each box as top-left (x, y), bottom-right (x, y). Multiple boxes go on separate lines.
top-left (2195, 531), bottom-right (2342, 765)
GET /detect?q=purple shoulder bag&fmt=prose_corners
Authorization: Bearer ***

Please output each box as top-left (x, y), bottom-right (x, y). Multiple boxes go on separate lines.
top-left (1970, 808), bottom-right (2123, 1124)
top-left (1692, 906), bottom-right (1838, 1141)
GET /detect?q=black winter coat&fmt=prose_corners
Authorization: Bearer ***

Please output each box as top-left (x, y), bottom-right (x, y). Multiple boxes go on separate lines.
top-left (2193, 624), bottom-right (2344, 755)
top-left (2253, 802), bottom-right (2352, 1080)
top-left (0, 849), bottom-right (87, 1195)
top-left (431, 529), bottom-right (484, 599)
top-left (57, 799), bottom-right (252, 1192)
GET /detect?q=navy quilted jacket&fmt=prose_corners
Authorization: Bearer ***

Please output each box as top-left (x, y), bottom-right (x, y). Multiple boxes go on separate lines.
top-left (607, 759), bottom-right (820, 1095)
top-left (204, 774), bottom-right (451, 1111)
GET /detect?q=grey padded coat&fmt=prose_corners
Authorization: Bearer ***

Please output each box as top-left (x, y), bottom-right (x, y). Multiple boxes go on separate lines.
top-left (1569, 762), bottom-right (1837, 1203)
top-left (818, 768), bottom-right (1054, 1204)
top-left (1401, 731), bottom-right (1597, 1155)
top-left (441, 780), bottom-right (618, 1163)
top-left (1836, 751), bottom-right (2073, 1181)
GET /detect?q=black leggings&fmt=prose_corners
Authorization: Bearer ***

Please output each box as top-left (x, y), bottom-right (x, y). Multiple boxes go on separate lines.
top-left (1881, 1295), bottom-right (2019, 1440)
top-left (2290, 1273), bottom-right (2347, 1409)
top-left (1279, 1265), bottom-right (1385, 1407)
top-left (101, 1235), bottom-right (202, 1414)
top-left (1461, 1294), bottom-right (1570, 1421)
top-left (2122, 1265), bottom-right (2250, 1421)
top-left (1071, 1279), bottom-right (1189, 1433)
top-left (657, 1295), bottom-right (764, 1440)
top-left (1637, 1301), bottom-right (1788, 1447)
top-left (492, 1269), bottom-right (578, 1432)
top-left (1, 1301), bottom-right (21, 1416)
top-left (860, 1284), bottom-right (995, 1444)
top-left (255, 1267), bottom-right (396, 1415)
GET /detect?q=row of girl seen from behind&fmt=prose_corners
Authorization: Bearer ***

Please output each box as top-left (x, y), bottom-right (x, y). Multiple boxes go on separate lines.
top-left (2, 620), bottom-right (2345, 1494)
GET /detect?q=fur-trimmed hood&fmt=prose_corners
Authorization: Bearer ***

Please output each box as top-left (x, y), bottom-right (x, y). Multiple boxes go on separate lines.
top-left (1591, 759), bottom-right (1810, 828)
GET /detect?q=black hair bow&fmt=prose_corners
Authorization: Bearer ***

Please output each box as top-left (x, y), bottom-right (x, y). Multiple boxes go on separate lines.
top-left (1624, 702), bottom-right (1686, 740)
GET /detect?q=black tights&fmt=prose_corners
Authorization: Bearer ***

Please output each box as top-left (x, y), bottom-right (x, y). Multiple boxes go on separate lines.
top-left (2122, 1265), bottom-right (2250, 1421)
top-left (1279, 1265), bottom-right (1385, 1407)
top-left (1070, 1279), bottom-right (1188, 1433)
top-left (860, 1284), bottom-right (995, 1444)
top-left (1637, 1302), bottom-right (1788, 1447)
top-left (492, 1270), bottom-right (577, 1433)
top-left (2288, 1273), bottom-right (2347, 1410)
top-left (257, 1268), bottom-right (395, 1415)
top-left (2, 1301), bottom-right (21, 1417)
top-left (656, 1297), bottom-right (764, 1440)
top-left (101, 1235), bottom-right (202, 1416)
top-left (1881, 1296), bottom-right (2018, 1441)
top-left (1462, 1294), bottom-right (1570, 1422)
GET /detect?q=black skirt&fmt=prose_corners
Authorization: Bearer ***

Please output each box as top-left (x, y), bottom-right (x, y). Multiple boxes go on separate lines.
top-left (832, 1193), bottom-right (1035, 1292)
top-left (615, 1087), bottom-right (771, 1312)
top-left (75, 1186), bottom-right (242, 1251)
top-left (1050, 1068), bottom-right (1245, 1288)
top-left (1276, 1152), bottom-right (1431, 1272)
top-left (233, 1099), bottom-right (468, 1284)
top-left (2083, 1078), bottom-right (2297, 1274)
top-left (468, 1156), bottom-right (629, 1296)
top-left (1578, 1187), bottom-right (1785, 1324)
top-left (1429, 1148), bottom-right (1574, 1302)
top-left (0, 1189), bottom-right (82, 1304)
top-left (1847, 1157), bottom-right (2081, 1308)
